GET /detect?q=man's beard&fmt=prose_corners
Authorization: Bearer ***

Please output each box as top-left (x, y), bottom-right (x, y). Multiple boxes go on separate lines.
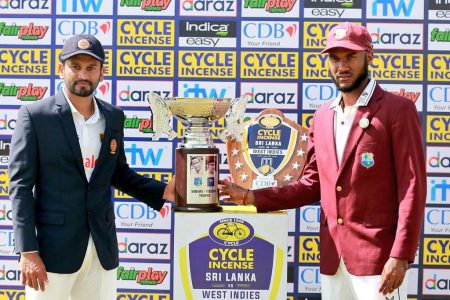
top-left (330, 57), bottom-right (369, 93)
top-left (69, 80), bottom-right (97, 97)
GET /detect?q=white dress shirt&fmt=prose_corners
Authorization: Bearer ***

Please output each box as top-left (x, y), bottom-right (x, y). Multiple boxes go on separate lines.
top-left (63, 88), bottom-right (105, 181)
top-left (329, 79), bottom-right (377, 166)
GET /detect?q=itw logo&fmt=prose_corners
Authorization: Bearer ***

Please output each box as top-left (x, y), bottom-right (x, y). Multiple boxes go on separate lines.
top-left (61, 0), bottom-right (103, 12)
top-left (125, 144), bottom-right (162, 166)
top-left (372, 0), bottom-right (415, 16)
top-left (183, 83), bottom-right (227, 98)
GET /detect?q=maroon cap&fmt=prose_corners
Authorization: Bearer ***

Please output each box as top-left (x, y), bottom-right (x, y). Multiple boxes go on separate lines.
top-left (321, 22), bottom-right (373, 54)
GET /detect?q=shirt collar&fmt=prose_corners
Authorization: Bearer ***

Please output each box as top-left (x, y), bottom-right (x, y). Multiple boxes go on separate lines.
top-left (62, 87), bottom-right (101, 123)
top-left (329, 78), bottom-right (377, 109)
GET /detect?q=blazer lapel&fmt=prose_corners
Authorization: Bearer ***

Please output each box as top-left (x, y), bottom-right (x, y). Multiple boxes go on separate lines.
top-left (337, 86), bottom-right (383, 176)
top-left (323, 107), bottom-right (339, 172)
top-left (89, 99), bottom-right (113, 183)
top-left (55, 91), bottom-right (86, 180)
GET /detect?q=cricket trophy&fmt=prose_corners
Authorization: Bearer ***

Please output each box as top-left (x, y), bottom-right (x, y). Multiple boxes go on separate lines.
top-left (226, 109), bottom-right (309, 191)
top-left (148, 93), bottom-right (247, 212)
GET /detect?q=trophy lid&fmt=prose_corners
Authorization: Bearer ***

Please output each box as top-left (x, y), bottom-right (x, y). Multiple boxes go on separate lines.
top-left (166, 98), bottom-right (231, 123)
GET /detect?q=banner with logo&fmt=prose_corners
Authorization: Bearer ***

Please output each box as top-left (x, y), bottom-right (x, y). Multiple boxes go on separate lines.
top-left (0, 0), bottom-right (449, 299)
top-left (174, 210), bottom-right (287, 300)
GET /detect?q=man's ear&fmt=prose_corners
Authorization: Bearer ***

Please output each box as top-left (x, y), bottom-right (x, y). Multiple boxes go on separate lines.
top-left (367, 51), bottom-right (374, 64)
top-left (99, 65), bottom-right (105, 82)
top-left (58, 63), bottom-right (64, 79)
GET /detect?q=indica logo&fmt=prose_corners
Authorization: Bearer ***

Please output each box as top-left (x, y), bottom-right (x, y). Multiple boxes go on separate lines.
top-left (120, 0), bottom-right (172, 11)
top-left (209, 218), bottom-right (254, 246)
top-left (340, 0), bottom-right (353, 7)
top-left (0, 22), bottom-right (48, 40)
top-left (243, 0), bottom-right (297, 13)
top-left (0, 82), bottom-right (47, 101)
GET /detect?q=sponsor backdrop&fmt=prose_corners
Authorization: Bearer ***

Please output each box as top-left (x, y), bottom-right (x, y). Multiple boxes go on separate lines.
top-left (0, 0), bottom-right (449, 299)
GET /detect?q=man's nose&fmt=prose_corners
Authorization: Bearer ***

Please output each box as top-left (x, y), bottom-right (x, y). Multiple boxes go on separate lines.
top-left (77, 69), bottom-right (90, 79)
top-left (337, 59), bottom-right (350, 70)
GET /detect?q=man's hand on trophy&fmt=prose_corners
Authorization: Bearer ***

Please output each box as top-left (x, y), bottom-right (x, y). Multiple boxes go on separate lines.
top-left (218, 178), bottom-right (255, 206)
top-left (163, 175), bottom-right (176, 202)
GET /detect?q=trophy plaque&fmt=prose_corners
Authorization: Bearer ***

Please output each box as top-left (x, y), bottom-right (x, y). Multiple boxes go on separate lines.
top-left (148, 93), bottom-right (247, 212)
top-left (226, 109), bottom-right (309, 190)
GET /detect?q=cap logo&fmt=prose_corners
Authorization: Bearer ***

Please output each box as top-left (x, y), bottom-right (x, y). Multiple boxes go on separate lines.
top-left (334, 29), bottom-right (347, 40)
top-left (77, 39), bottom-right (90, 50)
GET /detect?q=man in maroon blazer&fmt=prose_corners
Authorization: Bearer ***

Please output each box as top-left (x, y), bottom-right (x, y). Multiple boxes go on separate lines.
top-left (219, 22), bottom-right (426, 300)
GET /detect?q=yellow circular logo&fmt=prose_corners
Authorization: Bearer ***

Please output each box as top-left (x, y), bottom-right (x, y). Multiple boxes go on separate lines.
top-left (209, 218), bottom-right (254, 246)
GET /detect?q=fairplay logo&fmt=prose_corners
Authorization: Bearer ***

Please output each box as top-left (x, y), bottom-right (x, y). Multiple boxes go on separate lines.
top-left (0, 21), bottom-right (48, 40)
top-left (0, 82), bottom-right (47, 101)
top-left (244, 0), bottom-right (297, 13)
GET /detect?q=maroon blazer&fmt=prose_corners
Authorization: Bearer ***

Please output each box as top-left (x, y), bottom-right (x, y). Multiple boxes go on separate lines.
top-left (254, 84), bottom-right (426, 276)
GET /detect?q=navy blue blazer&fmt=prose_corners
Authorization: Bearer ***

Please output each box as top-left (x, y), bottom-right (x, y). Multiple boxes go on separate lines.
top-left (9, 91), bottom-right (166, 273)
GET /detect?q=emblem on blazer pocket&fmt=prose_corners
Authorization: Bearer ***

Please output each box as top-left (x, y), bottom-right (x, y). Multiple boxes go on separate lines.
top-left (110, 139), bottom-right (117, 155)
top-left (361, 152), bottom-right (374, 168)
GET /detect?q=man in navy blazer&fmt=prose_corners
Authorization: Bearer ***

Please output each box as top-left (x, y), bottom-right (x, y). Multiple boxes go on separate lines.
top-left (9, 34), bottom-right (175, 300)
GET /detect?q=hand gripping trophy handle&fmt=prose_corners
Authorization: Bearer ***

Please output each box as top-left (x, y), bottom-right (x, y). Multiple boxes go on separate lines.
top-left (147, 93), bottom-right (177, 141)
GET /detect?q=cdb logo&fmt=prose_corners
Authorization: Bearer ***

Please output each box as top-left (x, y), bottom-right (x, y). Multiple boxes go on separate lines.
top-left (58, 20), bottom-right (111, 36)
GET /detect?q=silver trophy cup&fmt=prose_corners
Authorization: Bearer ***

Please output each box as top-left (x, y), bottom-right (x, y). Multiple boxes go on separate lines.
top-left (147, 93), bottom-right (247, 212)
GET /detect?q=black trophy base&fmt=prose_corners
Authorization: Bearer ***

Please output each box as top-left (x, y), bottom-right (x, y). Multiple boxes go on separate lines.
top-left (174, 205), bottom-right (223, 212)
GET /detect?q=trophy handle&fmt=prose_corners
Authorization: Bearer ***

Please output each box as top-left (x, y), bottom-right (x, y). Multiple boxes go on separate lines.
top-left (147, 92), bottom-right (177, 141)
top-left (220, 95), bottom-right (247, 143)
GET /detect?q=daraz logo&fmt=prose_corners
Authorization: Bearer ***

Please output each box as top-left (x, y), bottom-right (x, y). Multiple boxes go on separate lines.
top-left (0, 83), bottom-right (47, 101)
top-left (0, 22), bottom-right (49, 40)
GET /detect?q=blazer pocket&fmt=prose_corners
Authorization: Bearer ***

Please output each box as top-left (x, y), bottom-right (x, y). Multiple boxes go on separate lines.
top-left (363, 214), bottom-right (397, 228)
top-left (36, 212), bottom-right (65, 225)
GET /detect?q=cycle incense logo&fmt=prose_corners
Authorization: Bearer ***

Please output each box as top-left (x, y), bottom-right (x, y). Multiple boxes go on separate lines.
top-left (209, 218), bottom-right (254, 246)
top-left (183, 217), bottom-right (275, 292)
top-left (175, 213), bottom-right (287, 299)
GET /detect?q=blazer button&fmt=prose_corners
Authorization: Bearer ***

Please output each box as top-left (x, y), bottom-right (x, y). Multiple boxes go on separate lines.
top-left (337, 218), bottom-right (344, 225)
top-left (336, 186), bottom-right (343, 192)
